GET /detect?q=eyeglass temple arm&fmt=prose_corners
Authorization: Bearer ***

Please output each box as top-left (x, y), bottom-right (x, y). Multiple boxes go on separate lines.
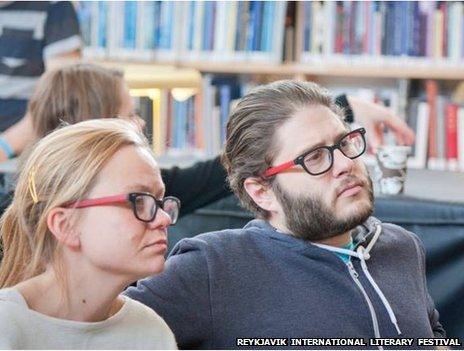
top-left (68, 194), bottom-right (128, 209)
top-left (264, 160), bottom-right (296, 178)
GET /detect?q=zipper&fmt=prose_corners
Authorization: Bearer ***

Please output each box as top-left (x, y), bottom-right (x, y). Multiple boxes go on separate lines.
top-left (346, 261), bottom-right (383, 351)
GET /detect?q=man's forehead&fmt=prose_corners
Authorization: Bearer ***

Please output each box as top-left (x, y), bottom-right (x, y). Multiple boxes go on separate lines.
top-left (275, 105), bottom-right (347, 157)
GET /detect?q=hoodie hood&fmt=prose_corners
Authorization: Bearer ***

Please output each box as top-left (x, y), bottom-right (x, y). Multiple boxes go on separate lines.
top-left (244, 215), bottom-right (383, 258)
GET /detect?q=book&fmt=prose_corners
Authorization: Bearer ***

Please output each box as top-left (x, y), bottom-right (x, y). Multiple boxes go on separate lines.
top-left (445, 103), bottom-right (459, 171)
top-left (408, 101), bottom-right (430, 169)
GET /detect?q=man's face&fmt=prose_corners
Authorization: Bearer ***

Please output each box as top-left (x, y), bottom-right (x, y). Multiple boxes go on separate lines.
top-left (270, 105), bottom-right (373, 241)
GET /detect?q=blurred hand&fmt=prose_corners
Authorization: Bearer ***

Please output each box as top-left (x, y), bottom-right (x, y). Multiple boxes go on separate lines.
top-left (347, 95), bottom-right (415, 153)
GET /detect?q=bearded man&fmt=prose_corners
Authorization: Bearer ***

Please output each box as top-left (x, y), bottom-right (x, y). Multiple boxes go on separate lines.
top-left (126, 80), bottom-right (445, 349)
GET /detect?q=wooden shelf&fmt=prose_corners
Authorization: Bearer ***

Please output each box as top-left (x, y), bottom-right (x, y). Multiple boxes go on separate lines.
top-left (89, 58), bottom-right (464, 82)
top-left (92, 60), bottom-right (202, 89)
top-left (180, 60), bottom-right (464, 80)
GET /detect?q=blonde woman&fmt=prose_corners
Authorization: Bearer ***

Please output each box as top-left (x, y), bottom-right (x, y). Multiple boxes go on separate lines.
top-left (0, 119), bottom-right (179, 349)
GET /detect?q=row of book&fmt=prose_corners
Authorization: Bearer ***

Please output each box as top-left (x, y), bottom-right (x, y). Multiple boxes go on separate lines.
top-left (133, 75), bottom-right (246, 157)
top-left (134, 77), bottom-right (464, 172)
top-left (422, 80), bottom-right (464, 171)
top-left (77, 1), bottom-right (287, 63)
top-left (340, 82), bottom-right (464, 172)
top-left (302, 1), bottom-right (464, 64)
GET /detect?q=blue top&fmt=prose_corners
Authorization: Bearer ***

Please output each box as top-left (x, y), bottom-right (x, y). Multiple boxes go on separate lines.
top-left (126, 216), bottom-right (445, 349)
top-left (0, 1), bottom-right (81, 130)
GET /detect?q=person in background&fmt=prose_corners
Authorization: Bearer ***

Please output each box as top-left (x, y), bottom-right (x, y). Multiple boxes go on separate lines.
top-left (0, 1), bottom-right (81, 160)
top-left (0, 119), bottom-right (178, 349)
top-left (125, 80), bottom-right (443, 349)
top-left (0, 62), bottom-right (414, 218)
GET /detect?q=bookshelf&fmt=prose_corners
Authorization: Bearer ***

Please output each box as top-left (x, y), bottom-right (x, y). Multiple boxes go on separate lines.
top-left (77, 1), bottom-right (464, 173)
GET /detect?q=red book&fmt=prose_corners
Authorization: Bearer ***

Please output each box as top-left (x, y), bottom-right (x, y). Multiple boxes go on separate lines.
top-left (445, 103), bottom-right (459, 170)
top-left (335, 2), bottom-right (344, 53)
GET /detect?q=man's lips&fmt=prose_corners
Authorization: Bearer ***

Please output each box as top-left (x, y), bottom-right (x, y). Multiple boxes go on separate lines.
top-left (337, 181), bottom-right (364, 198)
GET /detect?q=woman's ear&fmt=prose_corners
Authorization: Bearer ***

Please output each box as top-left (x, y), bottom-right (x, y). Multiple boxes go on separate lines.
top-left (47, 208), bottom-right (80, 250)
top-left (244, 177), bottom-right (280, 213)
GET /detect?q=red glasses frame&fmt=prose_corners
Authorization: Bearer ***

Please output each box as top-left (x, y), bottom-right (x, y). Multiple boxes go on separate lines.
top-left (65, 192), bottom-right (181, 224)
top-left (263, 128), bottom-right (366, 177)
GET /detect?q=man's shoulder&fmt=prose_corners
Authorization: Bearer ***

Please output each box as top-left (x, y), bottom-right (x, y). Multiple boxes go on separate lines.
top-left (377, 220), bottom-right (424, 256)
top-left (169, 219), bottom-right (267, 257)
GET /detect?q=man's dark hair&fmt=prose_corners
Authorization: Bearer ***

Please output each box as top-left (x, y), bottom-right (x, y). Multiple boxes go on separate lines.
top-left (221, 80), bottom-right (344, 218)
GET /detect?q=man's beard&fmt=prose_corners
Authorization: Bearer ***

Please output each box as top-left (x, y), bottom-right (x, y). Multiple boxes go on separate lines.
top-left (272, 176), bottom-right (374, 241)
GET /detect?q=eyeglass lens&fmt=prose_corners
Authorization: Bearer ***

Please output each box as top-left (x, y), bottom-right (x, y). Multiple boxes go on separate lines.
top-left (303, 130), bottom-right (365, 174)
top-left (134, 195), bottom-right (179, 224)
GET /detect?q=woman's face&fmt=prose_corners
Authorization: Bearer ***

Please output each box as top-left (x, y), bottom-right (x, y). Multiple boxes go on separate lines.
top-left (117, 83), bottom-right (146, 132)
top-left (74, 145), bottom-right (171, 283)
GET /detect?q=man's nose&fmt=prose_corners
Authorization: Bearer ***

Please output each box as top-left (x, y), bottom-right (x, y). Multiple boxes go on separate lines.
top-left (331, 149), bottom-right (354, 178)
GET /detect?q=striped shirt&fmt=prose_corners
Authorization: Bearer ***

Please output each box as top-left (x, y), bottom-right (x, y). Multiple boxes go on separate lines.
top-left (0, 1), bottom-right (81, 131)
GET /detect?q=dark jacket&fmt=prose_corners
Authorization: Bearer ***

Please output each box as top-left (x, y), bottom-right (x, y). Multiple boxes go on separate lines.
top-left (125, 217), bottom-right (445, 349)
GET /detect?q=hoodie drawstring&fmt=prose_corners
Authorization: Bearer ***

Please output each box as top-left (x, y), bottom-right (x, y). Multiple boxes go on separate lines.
top-left (313, 223), bottom-right (402, 336)
top-left (357, 245), bottom-right (402, 335)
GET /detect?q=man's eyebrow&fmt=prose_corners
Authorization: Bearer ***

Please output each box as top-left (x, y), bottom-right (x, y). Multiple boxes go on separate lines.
top-left (295, 129), bottom-right (350, 156)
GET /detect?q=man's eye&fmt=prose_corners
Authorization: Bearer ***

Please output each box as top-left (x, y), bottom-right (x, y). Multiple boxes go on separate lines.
top-left (307, 150), bottom-right (324, 162)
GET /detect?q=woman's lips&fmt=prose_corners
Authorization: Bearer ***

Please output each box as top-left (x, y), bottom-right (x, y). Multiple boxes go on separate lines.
top-left (143, 239), bottom-right (168, 253)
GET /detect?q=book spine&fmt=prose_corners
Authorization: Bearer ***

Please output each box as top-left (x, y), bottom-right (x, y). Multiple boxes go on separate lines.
top-left (445, 103), bottom-right (459, 170)
top-left (426, 80), bottom-right (438, 168)
top-left (458, 107), bottom-right (464, 171)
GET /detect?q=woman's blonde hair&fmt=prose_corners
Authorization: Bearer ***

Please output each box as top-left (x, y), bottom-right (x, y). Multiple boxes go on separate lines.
top-left (0, 119), bottom-right (152, 288)
top-left (28, 63), bottom-right (124, 138)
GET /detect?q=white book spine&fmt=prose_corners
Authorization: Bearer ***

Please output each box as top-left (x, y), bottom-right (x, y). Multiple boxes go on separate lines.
top-left (408, 102), bottom-right (430, 169)
top-left (458, 107), bottom-right (464, 171)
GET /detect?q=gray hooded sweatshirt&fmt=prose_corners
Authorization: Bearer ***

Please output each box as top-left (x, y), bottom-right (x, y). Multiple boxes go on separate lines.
top-left (126, 216), bottom-right (445, 349)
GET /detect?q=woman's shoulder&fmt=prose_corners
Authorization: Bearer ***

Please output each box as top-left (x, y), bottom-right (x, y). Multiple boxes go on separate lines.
top-left (123, 295), bottom-right (171, 328)
top-left (0, 288), bottom-right (27, 347)
top-left (121, 296), bottom-right (177, 348)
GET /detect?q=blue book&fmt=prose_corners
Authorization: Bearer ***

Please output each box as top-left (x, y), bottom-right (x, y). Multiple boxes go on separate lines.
top-left (98, 2), bottom-right (107, 48)
top-left (260, 2), bottom-right (269, 52)
top-left (171, 99), bottom-right (178, 148)
top-left (142, 1), bottom-right (155, 49)
top-left (188, 1), bottom-right (196, 50)
top-left (253, 1), bottom-right (263, 51)
top-left (392, 2), bottom-right (403, 56)
top-left (123, 1), bottom-right (137, 49)
top-left (77, 2), bottom-right (92, 46)
top-left (153, 1), bottom-right (161, 48)
top-left (384, 2), bottom-right (395, 55)
top-left (219, 85), bottom-right (231, 143)
top-left (202, 1), bottom-right (216, 51)
top-left (235, 1), bottom-right (245, 51)
top-left (304, 1), bottom-right (312, 52)
top-left (159, 1), bottom-right (173, 49)
top-left (247, 1), bottom-right (257, 51)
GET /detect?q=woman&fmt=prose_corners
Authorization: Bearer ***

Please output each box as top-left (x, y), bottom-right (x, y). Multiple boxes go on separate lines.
top-left (0, 119), bottom-right (179, 348)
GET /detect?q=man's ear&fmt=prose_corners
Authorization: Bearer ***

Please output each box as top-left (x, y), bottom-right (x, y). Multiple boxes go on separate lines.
top-left (47, 208), bottom-right (80, 250)
top-left (244, 177), bottom-right (280, 213)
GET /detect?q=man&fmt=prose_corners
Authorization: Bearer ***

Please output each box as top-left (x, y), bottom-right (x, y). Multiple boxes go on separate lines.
top-left (126, 80), bottom-right (443, 349)
top-left (0, 1), bottom-right (81, 159)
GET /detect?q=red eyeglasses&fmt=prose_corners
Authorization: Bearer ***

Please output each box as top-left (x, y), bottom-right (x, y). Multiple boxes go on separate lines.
top-left (264, 128), bottom-right (366, 177)
top-left (66, 192), bottom-right (181, 224)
